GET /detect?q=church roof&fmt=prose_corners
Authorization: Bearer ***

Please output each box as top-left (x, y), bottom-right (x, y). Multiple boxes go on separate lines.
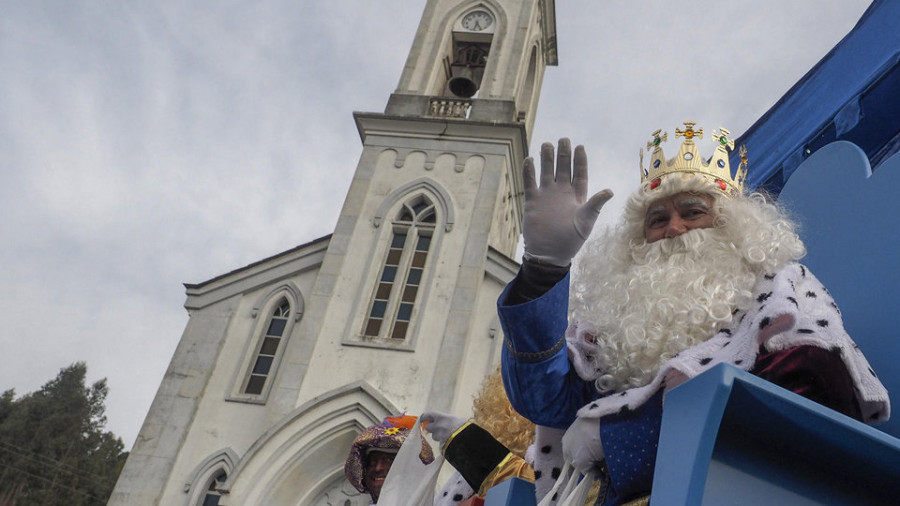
top-left (184, 234), bottom-right (332, 290)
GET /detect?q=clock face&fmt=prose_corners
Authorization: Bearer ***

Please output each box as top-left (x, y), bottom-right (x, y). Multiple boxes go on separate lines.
top-left (461, 10), bottom-right (493, 31)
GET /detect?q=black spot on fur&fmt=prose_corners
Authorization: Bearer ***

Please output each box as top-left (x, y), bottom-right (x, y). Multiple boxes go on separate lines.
top-left (797, 328), bottom-right (814, 334)
top-left (699, 357), bottom-right (712, 365)
top-left (759, 317), bottom-right (771, 329)
top-left (443, 491), bottom-right (448, 497)
top-left (831, 302), bottom-right (841, 314)
top-left (806, 291), bottom-right (817, 298)
top-left (787, 296), bottom-right (798, 307)
top-left (552, 467), bottom-right (562, 479)
top-left (869, 367), bottom-right (878, 378)
top-left (589, 403), bottom-right (598, 409)
top-left (800, 265), bottom-right (807, 277)
top-left (757, 292), bottom-right (772, 302)
top-left (764, 273), bottom-right (776, 280)
top-left (534, 470), bottom-right (542, 480)
top-left (830, 346), bottom-right (842, 356)
top-left (453, 494), bottom-right (463, 501)
top-left (619, 405), bottom-right (631, 415)
top-left (739, 314), bottom-right (746, 324)
top-left (733, 308), bottom-right (741, 315)
top-left (817, 319), bottom-right (829, 327)
top-left (619, 392), bottom-right (627, 396)
top-left (541, 445), bottom-right (552, 454)
top-left (735, 359), bottom-right (743, 365)
top-left (719, 328), bottom-right (732, 336)
top-left (721, 341), bottom-right (730, 347)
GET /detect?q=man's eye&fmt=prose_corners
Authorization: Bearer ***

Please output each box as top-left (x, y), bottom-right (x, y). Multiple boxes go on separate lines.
top-left (647, 217), bottom-right (666, 228)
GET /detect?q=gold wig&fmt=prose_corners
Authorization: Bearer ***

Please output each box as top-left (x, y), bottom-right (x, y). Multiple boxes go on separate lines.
top-left (471, 365), bottom-right (535, 459)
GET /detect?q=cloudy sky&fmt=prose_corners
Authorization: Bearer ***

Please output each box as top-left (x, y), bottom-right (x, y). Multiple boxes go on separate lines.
top-left (0, 1), bottom-right (871, 449)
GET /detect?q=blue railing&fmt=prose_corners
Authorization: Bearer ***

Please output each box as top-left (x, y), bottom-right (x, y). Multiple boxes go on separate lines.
top-left (485, 364), bottom-right (900, 505)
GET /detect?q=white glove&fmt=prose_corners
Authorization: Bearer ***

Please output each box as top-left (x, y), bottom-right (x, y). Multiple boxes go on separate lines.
top-left (522, 138), bottom-right (614, 266)
top-left (420, 411), bottom-right (466, 446)
top-left (562, 416), bottom-right (604, 475)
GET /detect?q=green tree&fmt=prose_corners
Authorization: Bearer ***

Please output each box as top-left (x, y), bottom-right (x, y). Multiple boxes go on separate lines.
top-left (0, 362), bottom-right (128, 505)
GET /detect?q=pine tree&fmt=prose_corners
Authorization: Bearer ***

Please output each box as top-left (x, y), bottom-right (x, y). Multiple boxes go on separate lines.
top-left (0, 363), bottom-right (128, 505)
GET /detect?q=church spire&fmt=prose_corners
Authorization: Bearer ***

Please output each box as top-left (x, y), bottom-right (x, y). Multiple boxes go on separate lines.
top-left (385, 0), bottom-right (557, 142)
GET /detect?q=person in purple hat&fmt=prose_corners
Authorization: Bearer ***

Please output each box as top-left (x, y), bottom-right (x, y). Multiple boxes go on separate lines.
top-left (344, 414), bottom-right (432, 504)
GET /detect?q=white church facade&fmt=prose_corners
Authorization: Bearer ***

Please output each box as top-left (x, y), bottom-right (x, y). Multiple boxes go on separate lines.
top-left (108, 1), bottom-right (557, 504)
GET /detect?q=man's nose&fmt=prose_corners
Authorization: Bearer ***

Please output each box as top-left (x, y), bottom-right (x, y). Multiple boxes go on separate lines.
top-left (372, 459), bottom-right (391, 473)
top-left (665, 215), bottom-right (688, 238)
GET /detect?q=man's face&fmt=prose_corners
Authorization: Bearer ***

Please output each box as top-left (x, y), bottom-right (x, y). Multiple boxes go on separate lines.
top-left (363, 450), bottom-right (395, 501)
top-left (643, 191), bottom-right (716, 243)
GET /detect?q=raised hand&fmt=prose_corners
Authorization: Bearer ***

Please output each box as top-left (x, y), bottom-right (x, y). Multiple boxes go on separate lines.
top-left (522, 138), bottom-right (613, 266)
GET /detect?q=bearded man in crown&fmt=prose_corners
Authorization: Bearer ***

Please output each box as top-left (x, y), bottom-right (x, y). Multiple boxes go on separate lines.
top-left (498, 128), bottom-right (889, 505)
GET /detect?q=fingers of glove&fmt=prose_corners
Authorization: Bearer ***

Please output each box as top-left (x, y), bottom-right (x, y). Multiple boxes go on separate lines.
top-left (421, 410), bottom-right (454, 428)
top-left (421, 411), bottom-right (465, 442)
top-left (539, 141), bottom-right (556, 187)
top-left (571, 144), bottom-right (588, 201)
top-left (573, 189), bottom-right (614, 240)
top-left (555, 138), bottom-right (573, 186)
top-left (522, 157), bottom-right (537, 193)
top-left (573, 451), bottom-right (601, 474)
top-left (420, 410), bottom-right (439, 424)
top-left (585, 189), bottom-right (615, 213)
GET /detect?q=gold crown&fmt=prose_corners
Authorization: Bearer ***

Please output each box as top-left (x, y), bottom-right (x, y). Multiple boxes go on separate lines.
top-left (639, 121), bottom-right (747, 197)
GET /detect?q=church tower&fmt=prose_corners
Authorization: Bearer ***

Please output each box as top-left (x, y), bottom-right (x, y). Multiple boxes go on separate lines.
top-left (109, 1), bottom-right (556, 504)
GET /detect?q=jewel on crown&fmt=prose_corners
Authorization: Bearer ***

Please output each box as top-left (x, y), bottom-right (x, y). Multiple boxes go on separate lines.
top-left (639, 121), bottom-right (747, 198)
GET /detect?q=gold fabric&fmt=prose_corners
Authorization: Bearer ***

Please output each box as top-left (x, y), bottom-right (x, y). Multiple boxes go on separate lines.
top-left (476, 453), bottom-right (534, 496)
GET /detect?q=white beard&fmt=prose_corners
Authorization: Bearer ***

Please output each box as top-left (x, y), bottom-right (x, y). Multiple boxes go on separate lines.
top-left (570, 227), bottom-right (761, 393)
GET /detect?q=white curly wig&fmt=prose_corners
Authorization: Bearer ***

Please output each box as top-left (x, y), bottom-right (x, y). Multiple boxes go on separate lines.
top-left (569, 174), bottom-right (806, 393)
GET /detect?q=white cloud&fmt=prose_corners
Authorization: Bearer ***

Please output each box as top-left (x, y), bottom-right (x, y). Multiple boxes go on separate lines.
top-left (0, 0), bottom-right (872, 448)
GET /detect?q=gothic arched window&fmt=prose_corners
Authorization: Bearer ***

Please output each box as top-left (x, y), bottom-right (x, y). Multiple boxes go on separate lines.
top-left (364, 195), bottom-right (435, 340)
top-left (244, 298), bottom-right (290, 395)
top-left (184, 449), bottom-right (238, 506)
top-left (228, 284), bottom-right (303, 403)
top-left (199, 470), bottom-right (226, 506)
